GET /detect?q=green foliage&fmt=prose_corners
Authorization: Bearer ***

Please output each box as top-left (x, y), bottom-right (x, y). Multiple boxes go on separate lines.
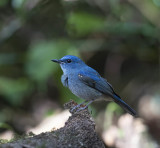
top-left (45, 109), bottom-right (55, 117)
top-left (0, 53), bottom-right (16, 65)
top-left (0, 122), bottom-right (13, 130)
top-left (0, 139), bottom-right (9, 144)
top-left (107, 102), bottom-right (122, 113)
top-left (0, 77), bottom-right (32, 106)
top-left (26, 40), bottom-right (62, 83)
top-left (12, 0), bottom-right (26, 9)
top-left (25, 39), bottom-right (79, 87)
top-left (104, 102), bottom-right (123, 129)
top-left (0, 123), bottom-right (13, 144)
top-left (67, 12), bottom-right (105, 36)
top-left (0, 0), bottom-right (9, 7)
top-left (0, 132), bottom-right (36, 145)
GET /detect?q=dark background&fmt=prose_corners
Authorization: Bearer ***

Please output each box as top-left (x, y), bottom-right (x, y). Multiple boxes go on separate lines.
top-left (0, 0), bottom-right (159, 147)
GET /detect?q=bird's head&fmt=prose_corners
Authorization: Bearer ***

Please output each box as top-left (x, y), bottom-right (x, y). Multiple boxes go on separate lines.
top-left (51, 55), bottom-right (85, 74)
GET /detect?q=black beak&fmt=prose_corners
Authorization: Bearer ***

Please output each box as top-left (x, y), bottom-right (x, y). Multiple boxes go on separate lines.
top-left (51, 59), bottom-right (61, 63)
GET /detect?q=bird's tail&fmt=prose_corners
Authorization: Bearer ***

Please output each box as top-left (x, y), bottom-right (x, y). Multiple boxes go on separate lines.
top-left (113, 93), bottom-right (137, 117)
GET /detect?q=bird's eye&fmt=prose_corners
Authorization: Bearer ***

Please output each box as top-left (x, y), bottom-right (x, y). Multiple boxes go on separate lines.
top-left (67, 59), bottom-right (72, 63)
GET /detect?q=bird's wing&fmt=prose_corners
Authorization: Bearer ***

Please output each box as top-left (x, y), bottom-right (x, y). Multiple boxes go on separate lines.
top-left (78, 70), bottom-right (114, 97)
top-left (61, 74), bottom-right (68, 87)
top-left (78, 71), bottom-right (137, 116)
top-left (78, 70), bottom-right (137, 116)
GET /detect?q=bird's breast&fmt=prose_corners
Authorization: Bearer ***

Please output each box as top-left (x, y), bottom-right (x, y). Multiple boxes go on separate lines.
top-left (68, 75), bottom-right (102, 100)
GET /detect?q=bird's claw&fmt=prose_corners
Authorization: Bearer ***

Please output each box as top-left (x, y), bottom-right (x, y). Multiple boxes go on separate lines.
top-left (70, 106), bottom-right (78, 113)
top-left (70, 103), bottom-right (88, 113)
top-left (70, 104), bottom-right (82, 113)
top-left (76, 106), bottom-right (88, 112)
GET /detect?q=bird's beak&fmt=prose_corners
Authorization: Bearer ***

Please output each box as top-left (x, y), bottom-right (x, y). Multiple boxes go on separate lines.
top-left (51, 59), bottom-right (61, 64)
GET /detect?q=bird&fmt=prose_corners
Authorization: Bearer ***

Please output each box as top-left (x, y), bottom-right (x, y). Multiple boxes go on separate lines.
top-left (51, 55), bottom-right (137, 116)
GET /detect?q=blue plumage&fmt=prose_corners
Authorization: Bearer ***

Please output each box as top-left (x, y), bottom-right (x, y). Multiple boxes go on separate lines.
top-left (52, 55), bottom-right (137, 116)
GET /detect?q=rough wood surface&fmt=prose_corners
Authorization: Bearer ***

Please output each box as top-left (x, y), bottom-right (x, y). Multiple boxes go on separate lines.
top-left (0, 100), bottom-right (105, 148)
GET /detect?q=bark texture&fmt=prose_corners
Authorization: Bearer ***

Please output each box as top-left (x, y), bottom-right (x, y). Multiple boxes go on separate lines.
top-left (1, 100), bottom-right (105, 148)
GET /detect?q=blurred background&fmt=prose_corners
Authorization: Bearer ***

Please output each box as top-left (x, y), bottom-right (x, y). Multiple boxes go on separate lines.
top-left (0, 0), bottom-right (160, 147)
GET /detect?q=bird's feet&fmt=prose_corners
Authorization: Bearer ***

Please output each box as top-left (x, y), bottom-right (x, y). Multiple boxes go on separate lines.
top-left (70, 102), bottom-right (86, 113)
top-left (76, 105), bottom-right (88, 112)
top-left (70, 100), bottom-right (94, 113)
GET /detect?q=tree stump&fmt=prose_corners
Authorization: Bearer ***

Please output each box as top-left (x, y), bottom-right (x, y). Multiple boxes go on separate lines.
top-left (1, 100), bottom-right (105, 148)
